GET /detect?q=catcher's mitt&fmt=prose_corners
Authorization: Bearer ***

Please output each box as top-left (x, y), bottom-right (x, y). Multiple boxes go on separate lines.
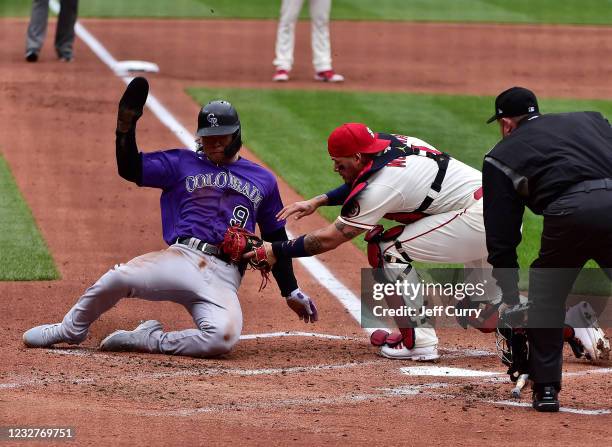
top-left (220, 226), bottom-right (271, 289)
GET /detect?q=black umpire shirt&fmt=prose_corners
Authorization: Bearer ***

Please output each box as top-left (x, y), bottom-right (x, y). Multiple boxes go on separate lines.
top-left (482, 111), bottom-right (612, 304)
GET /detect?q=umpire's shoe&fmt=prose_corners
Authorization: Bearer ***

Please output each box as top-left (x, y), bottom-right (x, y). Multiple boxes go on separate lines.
top-left (532, 385), bottom-right (560, 412)
top-left (100, 320), bottom-right (163, 353)
top-left (23, 323), bottom-right (84, 348)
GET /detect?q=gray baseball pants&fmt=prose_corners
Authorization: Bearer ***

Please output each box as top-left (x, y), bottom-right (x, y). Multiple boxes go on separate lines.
top-left (25, 0), bottom-right (79, 58)
top-left (58, 244), bottom-right (243, 357)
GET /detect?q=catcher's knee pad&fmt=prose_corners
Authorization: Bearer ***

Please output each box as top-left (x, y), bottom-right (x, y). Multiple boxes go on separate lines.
top-left (564, 301), bottom-right (610, 362)
top-left (365, 224), bottom-right (408, 268)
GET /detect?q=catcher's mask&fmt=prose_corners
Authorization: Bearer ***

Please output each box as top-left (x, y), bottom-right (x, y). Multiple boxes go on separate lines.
top-left (495, 321), bottom-right (529, 382)
top-left (196, 100), bottom-right (242, 158)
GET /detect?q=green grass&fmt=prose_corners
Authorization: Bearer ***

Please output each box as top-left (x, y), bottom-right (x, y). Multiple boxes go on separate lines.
top-left (0, 154), bottom-right (59, 280)
top-left (1, 0), bottom-right (610, 24)
top-left (187, 87), bottom-right (612, 269)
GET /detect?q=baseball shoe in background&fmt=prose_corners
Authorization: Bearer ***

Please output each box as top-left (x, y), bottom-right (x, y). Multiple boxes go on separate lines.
top-left (100, 320), bottom-right (163, 353)
top-left (25, 50), bottom-right (38, 62)
top-left (565, 301), bottom-right (610, 362)
top-left (314, 70), bottom-right (344, 83)
top-left (23, 323), bottom-right (83, 348)
top-left (273, 69), bottom-right (290, 82)
top-left (379, 343), bottom-right (440, 361)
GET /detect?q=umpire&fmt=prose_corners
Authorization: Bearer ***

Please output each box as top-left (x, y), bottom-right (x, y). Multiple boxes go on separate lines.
top-left (482, 86), bottom-right (612, 412)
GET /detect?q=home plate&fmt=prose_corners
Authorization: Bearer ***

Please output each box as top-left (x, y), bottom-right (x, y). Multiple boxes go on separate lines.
top-left (400, 366), bottom-right (502, 377)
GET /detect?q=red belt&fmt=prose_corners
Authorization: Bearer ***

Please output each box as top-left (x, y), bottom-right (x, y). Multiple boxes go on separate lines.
top-left (473, 186), bottom-right (483, 200)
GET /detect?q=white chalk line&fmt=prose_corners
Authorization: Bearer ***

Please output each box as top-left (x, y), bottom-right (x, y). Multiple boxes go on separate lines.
top-left (401, 366), bottom-right (500, 377)
top-left (490, 400), bottom-right (610, 416)
top-left (441, 347), bottom-right (495, 358)
top-left (400, 365), bottom-right (612, 380)
top-left (238, 331), bottom-right (360, 341)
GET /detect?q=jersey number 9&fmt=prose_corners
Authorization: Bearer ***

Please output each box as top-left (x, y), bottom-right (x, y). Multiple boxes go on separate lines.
top-left (230, 205), bottom-right (249, 228)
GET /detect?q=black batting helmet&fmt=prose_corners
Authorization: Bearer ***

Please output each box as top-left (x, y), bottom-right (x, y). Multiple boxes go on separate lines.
top-left (196, 100), bottom-right (242, 158)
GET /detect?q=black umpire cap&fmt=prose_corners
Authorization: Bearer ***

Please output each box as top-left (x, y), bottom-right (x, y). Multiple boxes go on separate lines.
top-left (486, 87), bottom-right (539, 123)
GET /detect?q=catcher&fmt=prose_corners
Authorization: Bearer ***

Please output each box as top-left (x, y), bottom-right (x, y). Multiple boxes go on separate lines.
top-left (22, 77), bottom-right (317, 358)
top-left (248, 122), bottom-right (498, 361)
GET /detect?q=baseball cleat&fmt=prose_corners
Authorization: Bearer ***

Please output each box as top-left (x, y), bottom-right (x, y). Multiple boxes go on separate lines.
top-left (25, 50), bottom-right (38, 63)
top-left (532, 386), bottom-right (560, 412)
top-left (100, 320), bottom-right (163, 353)
top-left (23, 323), bottom-right (79, 348)
top-left (272, 69), bottom-right (290, 82)
top-left (314, 70), bottom-right (344, 83)
top-left (379, 343), bottom-right (440, 361)
top-left (565, 301), bottom-right (610, 362)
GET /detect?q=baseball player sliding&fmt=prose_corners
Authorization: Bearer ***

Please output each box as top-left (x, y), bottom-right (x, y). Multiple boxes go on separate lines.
top-left (22, 77), bottom-right (317, 358)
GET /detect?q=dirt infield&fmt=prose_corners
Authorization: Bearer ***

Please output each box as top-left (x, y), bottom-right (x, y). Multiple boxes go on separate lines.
top-left (1, 18), bottom-right (611, 446)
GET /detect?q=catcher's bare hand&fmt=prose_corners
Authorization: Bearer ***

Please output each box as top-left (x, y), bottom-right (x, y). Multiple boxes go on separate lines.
top-left (243, 241), bottom-right (277, 267)
top-left (276, 199), bottom-right (318, 221)
top-left (286, 288), bottom-right (318, 323)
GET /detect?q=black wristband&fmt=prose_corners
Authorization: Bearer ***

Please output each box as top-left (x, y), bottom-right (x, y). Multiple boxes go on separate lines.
top-left (325, 183), bottom-right (351, 206)
top-left (272, 235), bottom-right (308, 259)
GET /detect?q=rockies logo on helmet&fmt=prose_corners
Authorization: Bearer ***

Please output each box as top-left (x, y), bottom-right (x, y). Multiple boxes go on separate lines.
top-left (207, 113), bottom-right (219, 127)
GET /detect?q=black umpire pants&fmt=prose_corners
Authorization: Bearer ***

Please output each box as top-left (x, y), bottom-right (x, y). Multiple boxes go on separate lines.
top-left (528, 182), bottom-right (612, 390)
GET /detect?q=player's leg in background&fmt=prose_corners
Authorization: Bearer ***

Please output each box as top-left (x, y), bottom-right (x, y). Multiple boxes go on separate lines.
top-left (54, 0), bottom-right (78, 60)
top-left (25, 0), bottom-right (50, 57)
top-left (309, 0), bottom-right (332, 73)
top-left (273, 0), bottom-right (305, 72)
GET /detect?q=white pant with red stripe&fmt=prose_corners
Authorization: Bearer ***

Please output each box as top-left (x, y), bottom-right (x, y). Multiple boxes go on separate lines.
top-left (380, 199), bottom-right (501, 349)
top-left (384, 199), bottom-right (488, 265)
top-left (273, 0), bottom-right (333, 72)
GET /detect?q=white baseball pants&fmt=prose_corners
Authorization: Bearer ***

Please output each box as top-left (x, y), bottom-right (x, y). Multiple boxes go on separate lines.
top-left (273, 0), bottom-right (333, 72)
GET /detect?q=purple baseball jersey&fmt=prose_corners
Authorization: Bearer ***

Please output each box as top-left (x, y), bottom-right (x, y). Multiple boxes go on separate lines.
top-left (140, 149), bottom-right (286, 245)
